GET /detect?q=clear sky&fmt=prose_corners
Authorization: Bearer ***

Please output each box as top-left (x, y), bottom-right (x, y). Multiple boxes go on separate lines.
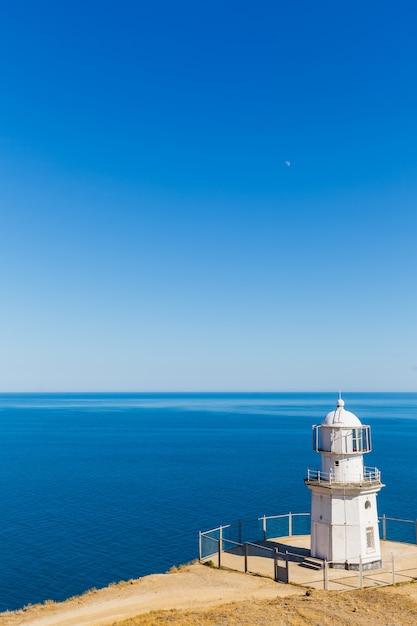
top-left (0, 1), bottom-right (416, 391)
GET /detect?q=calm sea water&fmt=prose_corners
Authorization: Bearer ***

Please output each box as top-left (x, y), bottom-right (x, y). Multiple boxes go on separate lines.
top-left (0, 392), bottom-right (416, 611)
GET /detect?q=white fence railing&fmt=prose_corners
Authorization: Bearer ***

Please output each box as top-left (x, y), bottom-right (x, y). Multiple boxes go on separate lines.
top-left (305, 466), bottom-right (381, 485)
top-left (199, 511), bottom-right (417, 590)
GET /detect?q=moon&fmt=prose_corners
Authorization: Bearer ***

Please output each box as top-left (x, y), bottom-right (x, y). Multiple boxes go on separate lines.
top-left (285, 161), bottom-right (291, 167)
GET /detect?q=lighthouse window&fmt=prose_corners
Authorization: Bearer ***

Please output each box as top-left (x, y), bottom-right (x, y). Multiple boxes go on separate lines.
top-left (312, 425), bottom-right (321, 451)
top-left (362, 426), bottom-right (371, 452)
top-left (366, 527), bottom-right (375, 551)
top-left (365, 500), bottom-right (371, 510)
top-left (352, 429), bottom-right (362, 452)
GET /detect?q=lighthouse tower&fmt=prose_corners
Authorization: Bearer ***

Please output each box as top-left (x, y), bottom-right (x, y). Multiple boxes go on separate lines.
top-left (305, 399), bottom-right (384, 570)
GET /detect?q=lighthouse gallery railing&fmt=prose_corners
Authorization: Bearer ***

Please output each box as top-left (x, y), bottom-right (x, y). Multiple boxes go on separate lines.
top-left (305, 466), bottom-right (381, 485)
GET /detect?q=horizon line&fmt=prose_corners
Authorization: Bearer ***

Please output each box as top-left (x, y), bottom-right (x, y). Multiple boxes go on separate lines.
top-left (0, 390), bottom-right (415, 394)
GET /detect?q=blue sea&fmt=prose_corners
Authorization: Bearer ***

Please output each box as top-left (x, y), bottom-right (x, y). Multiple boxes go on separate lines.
top-left (0, 392), bottom-right (416, 612)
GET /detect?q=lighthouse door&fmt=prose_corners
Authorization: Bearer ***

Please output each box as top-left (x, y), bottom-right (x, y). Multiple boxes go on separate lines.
top-left (314, 523), bottom-right (329, 560)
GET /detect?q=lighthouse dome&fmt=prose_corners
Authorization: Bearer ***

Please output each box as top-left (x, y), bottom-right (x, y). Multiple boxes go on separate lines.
top-left (322, 399), bottom-right (362, 427)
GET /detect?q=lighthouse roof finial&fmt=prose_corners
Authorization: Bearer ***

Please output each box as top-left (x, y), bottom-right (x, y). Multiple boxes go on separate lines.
top-left (337, 390), bottom-right (345, 408)
top-left (322, 396), bottom-right (361, 426)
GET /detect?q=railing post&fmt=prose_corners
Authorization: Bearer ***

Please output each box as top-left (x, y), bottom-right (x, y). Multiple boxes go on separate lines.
top-left (323, 559), bottom-right (328, 590)
top-left (274, 548), bottom-right (278, 581)
top-left (244, 543), bottom-right (248, 573)
top-left (391, 552), bottom-right (395, 584)
top-left (359, 556), bottom-right (363, 589)
top-left (288, 512), bottom-right (292, 537)
top-left (199, 531), bottom-right (202, 561)
top-left (382, 514), bottom-right (387, 541)
top-left (238, 520), bottom-right (242, 545)
top-left (263, 515), bottom-right (267, 541)
top-left (285, 550), bottom-right (289, 584)
top-left (218, 539), bottom-right (221, 567)
top-left (218, 526), bottom-right (223, 567)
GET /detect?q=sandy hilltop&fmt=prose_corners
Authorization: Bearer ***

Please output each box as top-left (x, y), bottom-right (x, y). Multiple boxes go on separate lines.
top-left (2, 561), bottom-right (417, 626)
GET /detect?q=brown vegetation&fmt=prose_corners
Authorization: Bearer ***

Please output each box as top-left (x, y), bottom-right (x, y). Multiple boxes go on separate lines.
top-left (2, 562), bottom-right (417, 626)
top-left (112, 585), bottom-right (417, 626)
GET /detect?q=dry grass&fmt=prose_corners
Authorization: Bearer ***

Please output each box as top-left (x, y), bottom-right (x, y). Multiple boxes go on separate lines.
top-left (3, 562), bottom-right (417, 626)
top-left (113, 586), bottom-right (417, 626)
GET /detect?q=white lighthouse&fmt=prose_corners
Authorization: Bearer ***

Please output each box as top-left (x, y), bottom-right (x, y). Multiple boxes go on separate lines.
top-left (305, 398), bottom-right (384, 570)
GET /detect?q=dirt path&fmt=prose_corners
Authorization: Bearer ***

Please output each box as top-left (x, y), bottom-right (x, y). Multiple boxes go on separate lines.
top-left (113, 583), bottom-right (417, 626)
top-left (0, 563), bottom-right (303, 626)
top-left (2, 562), bottom-right (417, 626)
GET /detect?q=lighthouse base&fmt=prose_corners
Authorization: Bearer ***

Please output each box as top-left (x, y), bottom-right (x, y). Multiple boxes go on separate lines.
top-left (330, 558), bottom-right (382, 571)
top-left (307, 482), bottom-right (384, 569)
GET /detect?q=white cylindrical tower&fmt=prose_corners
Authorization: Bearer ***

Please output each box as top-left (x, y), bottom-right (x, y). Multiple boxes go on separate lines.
top-left (305, 399), bottom-right (384, 570)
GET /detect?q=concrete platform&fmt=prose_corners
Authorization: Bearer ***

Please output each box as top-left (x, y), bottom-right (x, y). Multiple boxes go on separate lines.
top-left (216, 535), bottom-right (417, 590)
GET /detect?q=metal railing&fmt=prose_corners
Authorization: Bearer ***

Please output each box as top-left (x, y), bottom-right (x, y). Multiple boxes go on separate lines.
top-left (380, 514), bottom-right (417, 545)
top-left (199, 511), bottom-right (417, 589)
top-left (258, 512), bottom-right (310, 540)
top-left (305, 466), bottom-right (381, 485)
top-left (199, 512), bottom-right (311, 560)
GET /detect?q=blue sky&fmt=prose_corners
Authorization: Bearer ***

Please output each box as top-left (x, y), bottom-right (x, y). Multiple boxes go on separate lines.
top-left (0, 1), bottom-right (416, 391)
